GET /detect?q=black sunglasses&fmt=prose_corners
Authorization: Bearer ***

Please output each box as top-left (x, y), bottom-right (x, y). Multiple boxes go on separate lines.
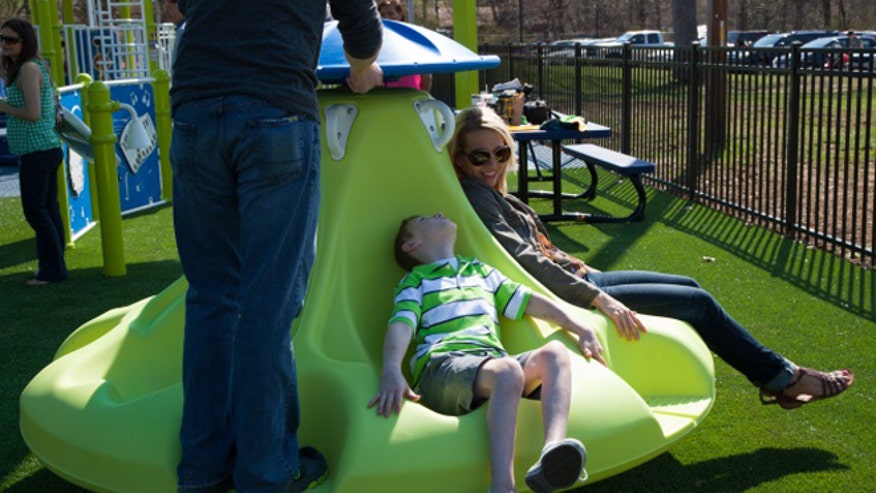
top-left (465, 145), bottom-right (513, 166)
top-left (0, 35), bottom-right (21, 45)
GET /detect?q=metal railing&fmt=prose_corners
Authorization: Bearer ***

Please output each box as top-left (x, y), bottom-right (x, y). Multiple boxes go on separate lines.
top-left (474, 42), bottom-right (875, 266)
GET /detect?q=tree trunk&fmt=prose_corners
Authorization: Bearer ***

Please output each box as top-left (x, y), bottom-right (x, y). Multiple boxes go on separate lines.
top-left (671, 0), bottom-right (697, 82)
top-left (821, 0), bottom-right (832, 26)
top-left (737, 0), bottom-right (750, 31)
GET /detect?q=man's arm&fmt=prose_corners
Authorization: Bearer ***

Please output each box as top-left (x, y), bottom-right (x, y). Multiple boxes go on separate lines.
top-left (525, 292), bottom-right (607, 366)
top-left (330, 0), bottom-right (384, 93)
top-left (368, 321), bottom-right (420, 416)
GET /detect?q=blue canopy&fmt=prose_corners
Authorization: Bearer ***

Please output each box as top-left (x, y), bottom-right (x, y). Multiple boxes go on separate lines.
top-left (317, 20), bottom-right (500, 84)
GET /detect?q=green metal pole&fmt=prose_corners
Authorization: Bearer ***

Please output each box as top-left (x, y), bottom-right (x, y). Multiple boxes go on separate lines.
top-left (88, 81), bottom-right (126, 276)
top-left (153, 69), bottom-right (173, 202)
top-left (143, 0), bottom-right (160, 78)
top-left (76, 73), bottom-right (99, 222)
top-left (452, 0), bottom-right (479, 107)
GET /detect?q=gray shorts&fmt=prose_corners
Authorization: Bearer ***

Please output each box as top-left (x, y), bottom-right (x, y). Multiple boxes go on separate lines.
top-left (417, 350), bottom-right (535, 416)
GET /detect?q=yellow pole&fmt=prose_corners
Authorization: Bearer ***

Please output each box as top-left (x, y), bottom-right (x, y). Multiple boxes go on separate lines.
top-left (62, 0), bottom-right (75, 24)
top-left (32, 0), bottom-right (73, 244)
top-left (153, 69), bottom-right (173, 202)
top-left (452, 0), bottom-right (479, 107)
top-left (88, 81), bottom-right (126, 276)
top-left (76, 73), bottom-right (99, 222)
top-left (143, 0), bottom-right (160, 78)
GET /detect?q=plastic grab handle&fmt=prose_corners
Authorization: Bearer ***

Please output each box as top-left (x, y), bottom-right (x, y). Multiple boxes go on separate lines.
top-left (413, 98), bottom-right (456, 153)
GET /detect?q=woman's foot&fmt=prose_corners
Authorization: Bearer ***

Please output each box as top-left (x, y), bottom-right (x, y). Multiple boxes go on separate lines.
top-left (760, 367), bottom-right (854, 410)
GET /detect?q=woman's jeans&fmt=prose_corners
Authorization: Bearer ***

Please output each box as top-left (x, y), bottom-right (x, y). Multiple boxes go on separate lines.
top-left (19, 147), bottom-right (67, 282)
top-left (172, 96), bottom-right (320, 493)
top-left (586, 270), bottom-right (796, 393)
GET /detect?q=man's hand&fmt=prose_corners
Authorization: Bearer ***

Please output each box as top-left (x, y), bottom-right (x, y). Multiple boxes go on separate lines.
top-left (346, 54), bottom-right (383, 93)
top-left (368, 369), bottom-right (420, 417)
top-left (591, 292), bottom-right (647, 341)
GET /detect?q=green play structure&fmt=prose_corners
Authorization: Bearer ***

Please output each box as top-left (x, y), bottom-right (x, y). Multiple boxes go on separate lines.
top-left (20, 89), bottom-right (714, 492)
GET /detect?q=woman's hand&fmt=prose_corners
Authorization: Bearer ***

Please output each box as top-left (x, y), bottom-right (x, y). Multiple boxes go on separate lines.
top-left (367, 369), bottom-right (420, 417)
top-left (591, 292), bottom-right (647, 341)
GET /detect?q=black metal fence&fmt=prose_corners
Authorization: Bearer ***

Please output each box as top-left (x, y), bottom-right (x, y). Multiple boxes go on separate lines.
top-left (466, 42), bottom-right (875, 266)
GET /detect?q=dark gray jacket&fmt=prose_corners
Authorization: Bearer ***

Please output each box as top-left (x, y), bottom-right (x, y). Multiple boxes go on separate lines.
top-left (462, 178), bottom-right (602, 307)
top-left (172, 0), bottom-right (382, 120)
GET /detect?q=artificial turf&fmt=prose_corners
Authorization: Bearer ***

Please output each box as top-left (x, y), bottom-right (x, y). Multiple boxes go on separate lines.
top-left (0, 173), bottom-right (872, 492)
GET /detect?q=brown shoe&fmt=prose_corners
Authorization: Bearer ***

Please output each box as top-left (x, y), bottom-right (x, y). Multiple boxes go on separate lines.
top-left (760, 367), bottom-right (854, 410)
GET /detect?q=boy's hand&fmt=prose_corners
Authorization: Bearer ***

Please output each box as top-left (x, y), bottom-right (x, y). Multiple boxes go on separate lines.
top-left (368, 370), bottom-right (420, 417)
top-left (577, 329), bottom-right (607, 366)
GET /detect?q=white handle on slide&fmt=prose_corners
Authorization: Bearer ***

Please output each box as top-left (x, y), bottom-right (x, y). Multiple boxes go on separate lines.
top-left (324, 103), bottom-right (359, 161)
top-left (413, 98), bottom-right (456, 153)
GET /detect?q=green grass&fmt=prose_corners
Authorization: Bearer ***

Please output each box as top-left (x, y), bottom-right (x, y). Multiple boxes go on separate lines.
top-left (1, 173), bottom-right (874, 492)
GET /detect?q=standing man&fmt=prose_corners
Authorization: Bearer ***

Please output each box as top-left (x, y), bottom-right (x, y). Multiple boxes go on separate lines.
top-left (170, 2), bottom-right (382, 492)
top-left (847, 30), bottom-right (863, 49)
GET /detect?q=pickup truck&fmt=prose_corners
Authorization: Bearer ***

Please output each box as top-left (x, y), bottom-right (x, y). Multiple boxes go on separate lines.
top-left (585, 30), bottom-right (673, 59)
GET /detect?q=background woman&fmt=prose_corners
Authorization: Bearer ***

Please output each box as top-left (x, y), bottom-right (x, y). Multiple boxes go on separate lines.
top-left (377, 0), bottom-right (432, 92)
top-left (0, 18), bottom-right (67, 285)
top-left (448, 106), bottom-right (853, 410)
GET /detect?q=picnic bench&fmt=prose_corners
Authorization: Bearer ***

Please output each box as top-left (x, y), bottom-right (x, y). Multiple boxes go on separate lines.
top-left (561, 143), bottom-right (655, 223)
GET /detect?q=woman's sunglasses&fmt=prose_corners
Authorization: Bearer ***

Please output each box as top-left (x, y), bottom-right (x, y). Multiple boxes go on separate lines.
top-left (0, 35), bottom-right (21, 45)
top-left (465, 145), bottom-right (513, 166)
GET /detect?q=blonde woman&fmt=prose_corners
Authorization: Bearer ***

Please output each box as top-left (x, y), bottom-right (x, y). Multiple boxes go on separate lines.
top-left (449, 106), bottom-right (853, 410)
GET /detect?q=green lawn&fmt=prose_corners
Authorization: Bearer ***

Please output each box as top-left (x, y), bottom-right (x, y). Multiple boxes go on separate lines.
top-left (1, 173), bottom-right (873, 492)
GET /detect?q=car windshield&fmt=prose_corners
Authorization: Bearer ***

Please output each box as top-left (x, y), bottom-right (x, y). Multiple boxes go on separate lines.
top-left (617, 32), bottom-right (637, 42)
top-left (754, 34), bottom-right (784, 47)
top-left (802, 37), bottom-right (839, 48)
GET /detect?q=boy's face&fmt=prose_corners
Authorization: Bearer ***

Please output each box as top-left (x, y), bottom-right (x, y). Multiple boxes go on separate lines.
top-left (404, 213), bottom-right (456, 252)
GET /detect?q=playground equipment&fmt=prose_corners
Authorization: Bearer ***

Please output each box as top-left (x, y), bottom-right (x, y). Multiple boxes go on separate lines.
top-left (20, 87), bottom-right (715, 492)
top-left (20, 17), bottom-right (715, 493)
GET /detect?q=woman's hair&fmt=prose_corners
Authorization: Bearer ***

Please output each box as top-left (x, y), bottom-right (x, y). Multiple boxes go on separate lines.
top-left (1, 18), bottom-right (40, 86)
top-left (447, 106), bottom-right (517, 194)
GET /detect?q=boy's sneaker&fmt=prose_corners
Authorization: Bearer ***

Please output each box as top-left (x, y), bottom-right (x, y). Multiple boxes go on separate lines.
top-left (524, 438), bottom-right (588, 493)
top-left (284, 447), bottom-right (329, 493)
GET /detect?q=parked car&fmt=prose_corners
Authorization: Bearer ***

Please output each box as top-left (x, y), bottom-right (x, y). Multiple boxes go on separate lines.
top-left (772, 35), bottom-right (876, 69)
top-left (737, 30), bottom-right (839, 65)
top-left (727, 30), bottom-right (770, 47)
top-left (545, 38), bottom-right (594, 62)
top-left (586, 30), bottom-right (671, 58)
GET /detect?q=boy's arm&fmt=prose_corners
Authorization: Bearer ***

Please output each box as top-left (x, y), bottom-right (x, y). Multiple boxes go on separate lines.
top-left (368, 321), bottom-right (421, 416)
top-left (525, 292), bottom-right (608, 366)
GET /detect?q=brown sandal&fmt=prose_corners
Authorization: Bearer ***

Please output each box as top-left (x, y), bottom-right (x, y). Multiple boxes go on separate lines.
top-left (759, 367), bottom-right (854, 410)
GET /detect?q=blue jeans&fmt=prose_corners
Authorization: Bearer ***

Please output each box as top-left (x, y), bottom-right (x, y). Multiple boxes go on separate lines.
top-left (172, 96), bottom-right (320, 493)
top-left (586, 270), bottom-right (796, 393)
top-left (19, 147), bottom-right (67, 282)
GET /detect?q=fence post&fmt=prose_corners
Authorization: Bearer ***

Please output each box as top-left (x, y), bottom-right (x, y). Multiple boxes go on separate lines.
top-left (784, 41), bottom-right (802, 236)
top-left (574, 42), bottom-right (583, 117)
top-left (537, 43), bottom-right (545, 101)
top-left (687, 42), bottom-right (701, 201)
top-left (621, 42), bottom-right (632, 154)
top-left (508, 42), bottom-right (514, 84)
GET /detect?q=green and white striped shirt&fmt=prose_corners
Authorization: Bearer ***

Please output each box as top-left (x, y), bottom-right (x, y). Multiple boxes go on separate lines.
top-left (390, 256), bottom-right (532, 384)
